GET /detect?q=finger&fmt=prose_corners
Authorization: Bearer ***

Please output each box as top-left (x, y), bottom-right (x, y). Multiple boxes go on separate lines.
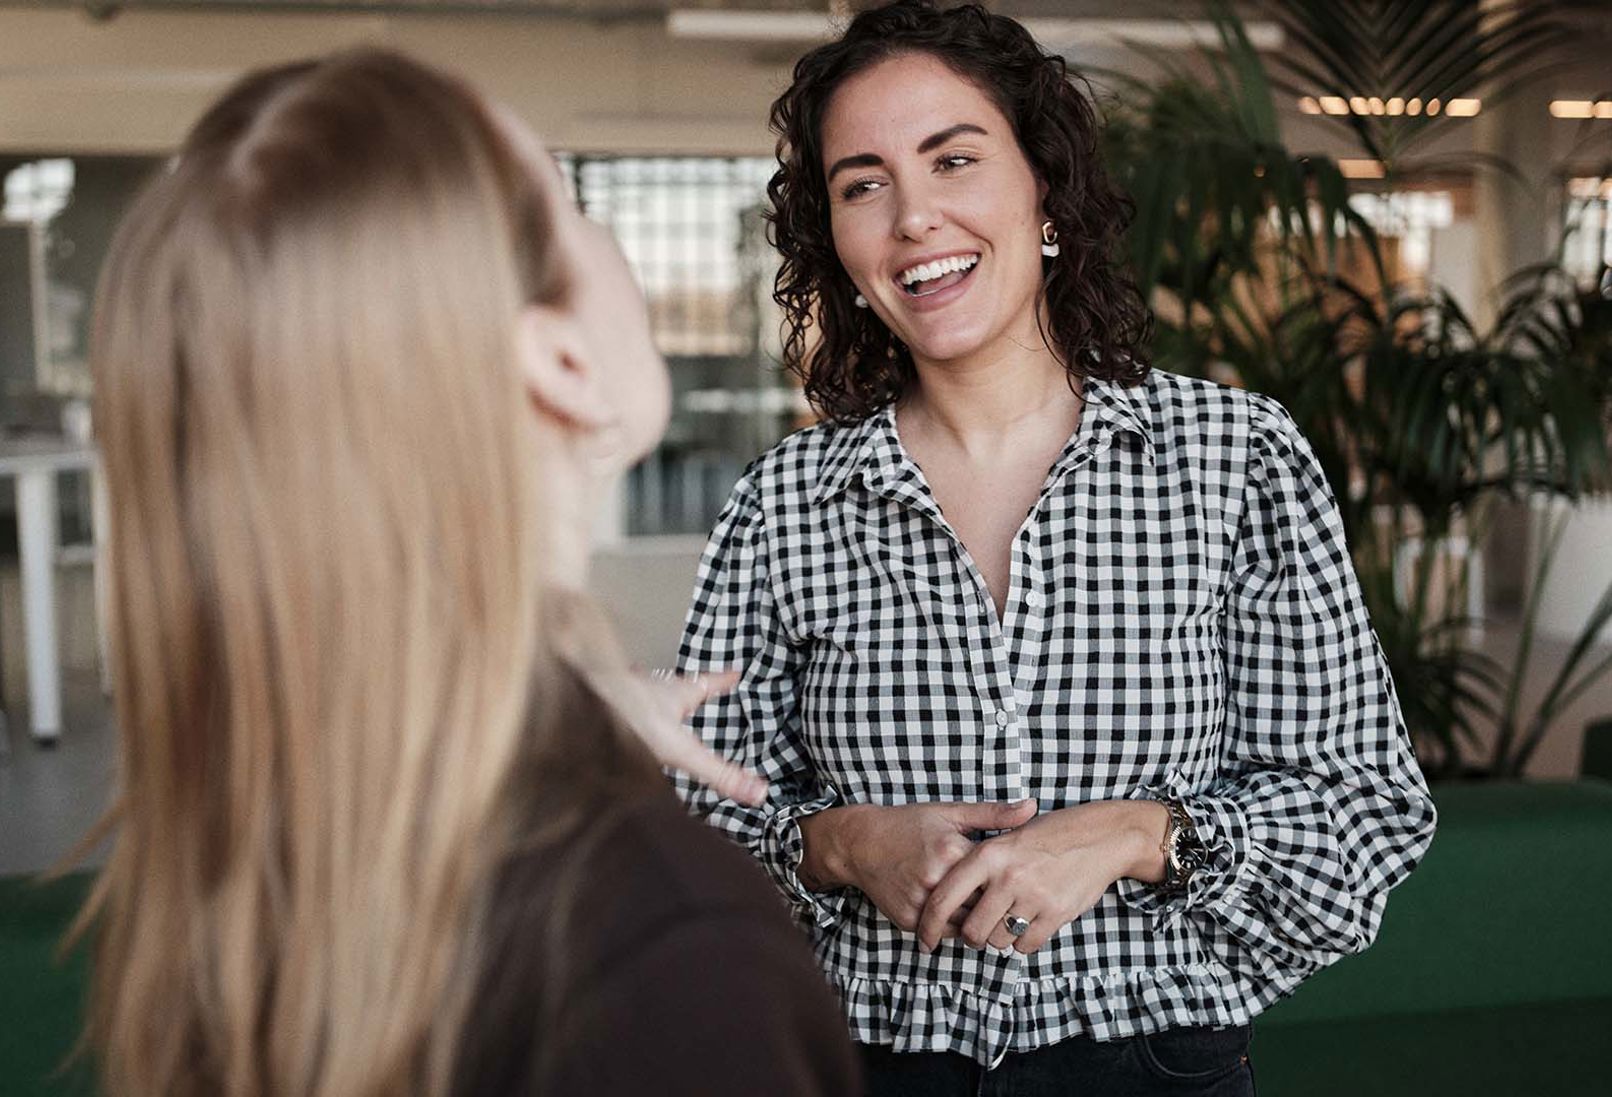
top-left (672, 668), bottom-right (743, 715)
top-left (917, 854), bottom-right (989, 952)
top-left (946, 798), bottom-right (1039, 835)
top-left (1011, 919), bottom-right (1060, 957)
top-left (657, 735), bottom-right (769, 807)
top-left (961, 884), bottom-right (1019, 951)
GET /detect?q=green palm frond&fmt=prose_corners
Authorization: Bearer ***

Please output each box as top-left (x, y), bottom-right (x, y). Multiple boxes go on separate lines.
top-left (1095, 5), bottom-right (1380, 354)
top-left (1097, 2), bottom-right (1611, 776)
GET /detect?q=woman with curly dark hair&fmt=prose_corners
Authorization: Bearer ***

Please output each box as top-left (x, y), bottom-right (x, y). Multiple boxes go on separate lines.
top-left (674, 3), bottom-right (1435, 1093)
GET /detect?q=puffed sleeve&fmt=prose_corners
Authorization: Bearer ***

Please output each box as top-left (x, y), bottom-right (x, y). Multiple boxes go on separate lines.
top-left (1117, 394), bottom-right (1437, 993)
top-left (671, 472), bottom-right (846, 928)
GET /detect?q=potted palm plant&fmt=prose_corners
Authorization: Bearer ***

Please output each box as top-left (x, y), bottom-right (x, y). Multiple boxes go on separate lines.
top-left (1097, 2), bottom-right (1612, 779)
top-left (1092, 8), bottom-right (1612, 1095)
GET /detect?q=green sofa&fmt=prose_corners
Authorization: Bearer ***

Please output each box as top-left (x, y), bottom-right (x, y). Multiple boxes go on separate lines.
top-left (0, 872), bottom-right (95, 1097)
top-left (1253, 780), bottom-right (1612, 1096)
top-left (5, 781), bottom-right (1610, 1096)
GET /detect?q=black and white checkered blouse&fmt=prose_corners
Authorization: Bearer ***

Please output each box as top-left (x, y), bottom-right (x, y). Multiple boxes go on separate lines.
top-left (673, 368), bottom-right (1436, 1067)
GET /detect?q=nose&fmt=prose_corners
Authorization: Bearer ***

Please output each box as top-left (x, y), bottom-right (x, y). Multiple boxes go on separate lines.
top-left (893, 179), bottom-right (943, 241)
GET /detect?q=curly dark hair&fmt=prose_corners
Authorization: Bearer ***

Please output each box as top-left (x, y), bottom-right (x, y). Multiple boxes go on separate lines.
top-left (767, 0), bottom-right (1152, 423)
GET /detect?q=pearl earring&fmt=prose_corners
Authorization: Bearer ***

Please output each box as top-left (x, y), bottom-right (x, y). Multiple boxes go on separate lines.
top-left (854, 292), bottom-right (868, 308)
top-left (1041, 220), bottom-right (1060, 258)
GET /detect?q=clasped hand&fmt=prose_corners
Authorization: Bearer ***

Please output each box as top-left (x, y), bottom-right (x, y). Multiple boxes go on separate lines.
top-left (914, 800), bottom-right (1161, 956)
top-left (812, 798), bottom-right (1164, 957)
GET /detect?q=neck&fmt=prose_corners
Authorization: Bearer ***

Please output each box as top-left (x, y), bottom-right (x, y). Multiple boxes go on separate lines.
top-left (900, 339), bottom-right (1080, 459)
top-left (545, 446), bottom-right (610, 593)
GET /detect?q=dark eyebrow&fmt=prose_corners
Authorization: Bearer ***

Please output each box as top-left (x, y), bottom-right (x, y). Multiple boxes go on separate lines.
top-left (825, 152), bottom-right (884, 183)
top-left (825, 123), bottom-right (990, 184)
top-left (916, 122), bottom-right (988, 154)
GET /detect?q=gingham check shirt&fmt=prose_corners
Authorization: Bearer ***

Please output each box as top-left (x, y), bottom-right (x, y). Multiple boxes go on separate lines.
top-left (673, 369), bottom-right (1436, 1067)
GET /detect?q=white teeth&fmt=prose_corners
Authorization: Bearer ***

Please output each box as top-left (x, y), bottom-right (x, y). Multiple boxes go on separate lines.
top-left (898, 253), bottom-right (979, 286)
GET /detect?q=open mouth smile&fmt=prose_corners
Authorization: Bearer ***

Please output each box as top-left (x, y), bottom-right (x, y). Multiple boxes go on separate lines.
top-left (895, 253), bottom-right (980, 298)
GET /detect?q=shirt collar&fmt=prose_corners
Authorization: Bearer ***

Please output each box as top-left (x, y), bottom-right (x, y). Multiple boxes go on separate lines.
top-left (809, 404), bottom-right (902, 505)
top-left (807, 374), bottom-right (1155, 506)
top-left (1074, 374), bottom-right (1156, 462)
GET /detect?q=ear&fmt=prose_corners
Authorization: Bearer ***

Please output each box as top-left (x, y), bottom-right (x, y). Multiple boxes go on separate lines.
top-left (515, 304), bottom-right (616, 432)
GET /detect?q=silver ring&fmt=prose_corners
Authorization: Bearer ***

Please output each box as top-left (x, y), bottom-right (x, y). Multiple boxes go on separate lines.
top-left (649, 668), bottom-right (676, 682)
top-left (1003, 914), bottom-right (1031, 937)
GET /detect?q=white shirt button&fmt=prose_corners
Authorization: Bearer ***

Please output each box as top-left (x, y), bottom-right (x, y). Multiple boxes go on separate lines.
top-left (1024, 591), bottom-right (1042, 609)
top-left (995, 710), bottom-right (1010, 728)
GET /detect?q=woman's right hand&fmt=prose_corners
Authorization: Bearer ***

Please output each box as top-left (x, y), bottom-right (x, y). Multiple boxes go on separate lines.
top-left (597, 667), bottom-right (769, 807)
top-left (798, 799), bottom-right (1039, 934)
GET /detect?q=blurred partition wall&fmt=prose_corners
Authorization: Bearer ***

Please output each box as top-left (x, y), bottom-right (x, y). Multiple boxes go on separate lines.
top-left (0, 147), bottom-right (800, 665)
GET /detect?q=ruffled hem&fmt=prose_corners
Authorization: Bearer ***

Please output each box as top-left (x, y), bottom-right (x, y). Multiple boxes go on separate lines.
top-left (828, 965), bottom-right (1280, 1068)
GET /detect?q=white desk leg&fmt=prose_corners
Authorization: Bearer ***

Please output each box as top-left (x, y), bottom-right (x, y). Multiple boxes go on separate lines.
top-left (17, 468), bottom-right (62, 742)
top-left (92, 462), bottom-right (111, 695)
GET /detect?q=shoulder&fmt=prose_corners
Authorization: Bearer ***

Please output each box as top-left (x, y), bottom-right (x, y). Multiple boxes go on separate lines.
top-left (736, 415), bottom-right (864, 499)
top-left (489, 788), bottom-right (798, 966)
top-left (1134, 368), bottom-right (1300, 459)
top-left (587, 789), bottom-right (797, 929)
top-left (459, 788), bottom-right (856, 1096)
top-left (702, 414), bottom-right (874, 554)
top-left (478, 790), bottom-right (858, 1096)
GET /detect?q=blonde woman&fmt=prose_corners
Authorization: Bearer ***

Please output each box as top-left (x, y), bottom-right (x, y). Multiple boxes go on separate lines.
top-left (78, 50), bottom-right (857, 1097)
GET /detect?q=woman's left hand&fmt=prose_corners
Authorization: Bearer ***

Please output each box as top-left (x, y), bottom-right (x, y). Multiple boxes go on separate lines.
top-left (916, 799), bottom-right (1168, 955)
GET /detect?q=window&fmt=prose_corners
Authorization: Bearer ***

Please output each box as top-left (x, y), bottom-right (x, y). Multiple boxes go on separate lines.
top-left (564, 155), bottom-right (805, 537)
top-left (0, 155), bottom-right (158, 402)
top-left (1347, 190), bottom-right (1457, 289)
top-left (1564, 175), bottom-right (1612, 290)
top-left (0, 152), bottom-right (805, 540)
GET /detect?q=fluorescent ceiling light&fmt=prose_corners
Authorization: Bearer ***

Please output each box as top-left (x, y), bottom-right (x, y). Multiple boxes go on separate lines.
top-left (1297, 95), bottom-right (1476, 118)
top-left (666, 10), bottom-right (1283, 51)
top-left (1551, 99), bottom-right (1612, 119)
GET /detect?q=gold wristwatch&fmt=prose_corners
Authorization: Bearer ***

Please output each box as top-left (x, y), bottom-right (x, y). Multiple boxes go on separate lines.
top-left (1159, 798), bottom-right (1207, 894)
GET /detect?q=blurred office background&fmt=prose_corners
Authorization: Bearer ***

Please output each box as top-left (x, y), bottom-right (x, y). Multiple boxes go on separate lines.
top-left (0, 0), bottom-right (1610, 870)
top-left (4, 7), bottom-right (1612, 1097)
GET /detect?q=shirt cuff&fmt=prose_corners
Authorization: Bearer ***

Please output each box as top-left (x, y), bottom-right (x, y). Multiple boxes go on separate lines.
top-left (759, 791), bottom-right (846, 930)
top-left (1114, 781), bottom-right (1251, 918)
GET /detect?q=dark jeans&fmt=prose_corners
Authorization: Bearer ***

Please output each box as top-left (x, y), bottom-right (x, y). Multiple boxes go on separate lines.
top-left (859, 1025), bottom-right (1255, 1097)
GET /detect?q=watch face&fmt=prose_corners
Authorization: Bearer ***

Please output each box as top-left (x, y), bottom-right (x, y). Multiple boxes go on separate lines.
top-left (1173, 821), bottom-right (1207, 876)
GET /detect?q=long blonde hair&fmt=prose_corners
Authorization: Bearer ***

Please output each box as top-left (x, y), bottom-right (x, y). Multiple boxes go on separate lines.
top-left (80, 50), bottom-right (598, 1097)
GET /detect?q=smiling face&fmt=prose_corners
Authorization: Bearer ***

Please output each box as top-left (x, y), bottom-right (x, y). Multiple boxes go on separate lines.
top-left (821, 51), bottom-right (1047, 370)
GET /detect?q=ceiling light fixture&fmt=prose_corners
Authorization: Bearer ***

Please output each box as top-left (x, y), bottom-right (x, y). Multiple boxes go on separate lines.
top-left (1297, 96), bottom-right (1477, 117)
top-left (1551, 100), bottom-right (1612, 119)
